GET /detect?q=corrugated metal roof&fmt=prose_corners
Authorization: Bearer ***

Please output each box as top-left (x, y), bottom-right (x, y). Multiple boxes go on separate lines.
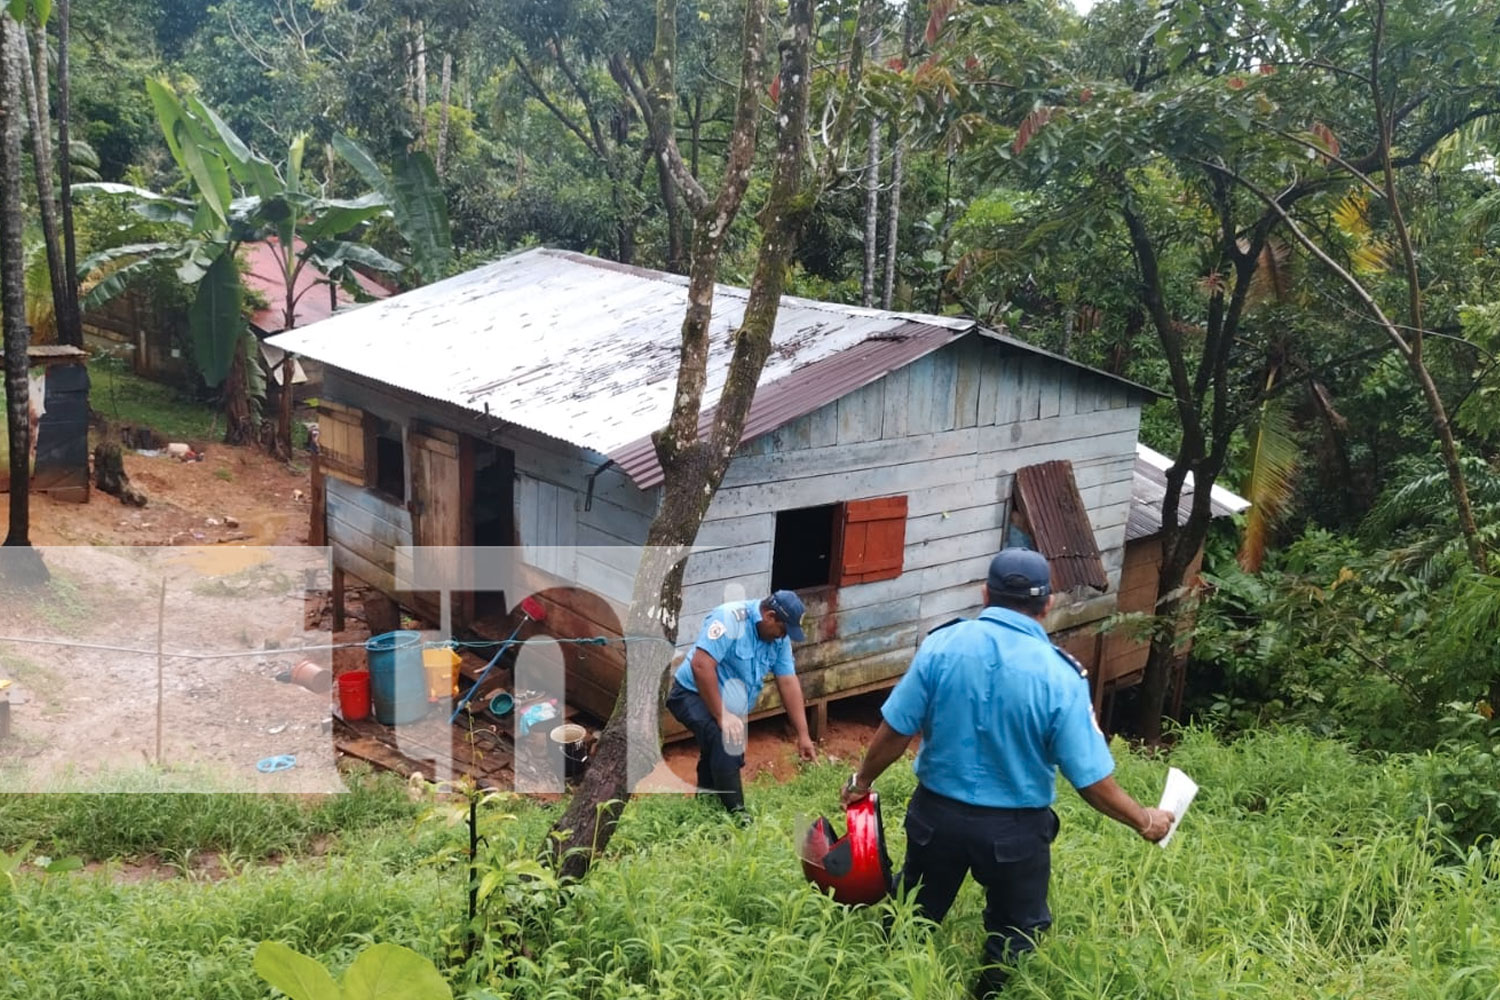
top-left (1014, 460), bottom-right (1109, 592)
top-left (243, 238), bottom-right (389, 333)
top-left (268, 247), bottom-right (1148, 487)
top-left (1126, 444), bottom-right (1251, 541)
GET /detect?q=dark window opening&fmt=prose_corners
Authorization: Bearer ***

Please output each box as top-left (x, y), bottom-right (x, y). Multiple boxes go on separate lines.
top-left (772, 504), bottom-right (838, 591)
top-left (372, 423), bottom-right (406, 501)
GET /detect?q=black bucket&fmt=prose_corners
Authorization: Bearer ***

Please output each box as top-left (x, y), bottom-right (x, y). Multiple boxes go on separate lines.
top-left (548, 722), bottom-right (590, 780)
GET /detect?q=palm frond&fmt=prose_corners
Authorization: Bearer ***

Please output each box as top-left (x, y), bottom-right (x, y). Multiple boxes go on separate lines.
top-left (1245, 238), bottom-right (1292, 307)
top-left (1238, 392), bottom-right (1300, 572)
top-left (1363, 455), bottom-right (1500, 539)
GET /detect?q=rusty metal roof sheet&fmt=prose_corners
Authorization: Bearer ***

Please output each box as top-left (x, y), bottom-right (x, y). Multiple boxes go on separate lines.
top-left (612, 322), bottom-right (961, 487)
top-left (268, 247), bottom-right (1146, 487)
top-left (1014, 460), bottom-right (1109, 592)
top-left (1127, 444), bottom-right (1251, 542)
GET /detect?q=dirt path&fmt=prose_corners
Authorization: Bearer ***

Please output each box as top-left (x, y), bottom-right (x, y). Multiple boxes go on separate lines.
top-left (27, 445), bottom-right (311, 548)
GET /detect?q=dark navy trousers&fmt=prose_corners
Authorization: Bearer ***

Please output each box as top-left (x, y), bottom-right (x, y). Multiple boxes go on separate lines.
top-left (665, 681), bottom-right (746, 814)
top-left (897, 784), bottom-right (1058, 982)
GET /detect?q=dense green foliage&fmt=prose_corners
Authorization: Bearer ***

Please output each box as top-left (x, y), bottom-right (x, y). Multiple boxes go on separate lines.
top-left (5, 738), bottom-right (1500, 999)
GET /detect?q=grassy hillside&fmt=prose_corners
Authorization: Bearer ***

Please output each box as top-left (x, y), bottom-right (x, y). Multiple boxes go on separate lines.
top-left (1, 730), bottom-right (1498, 999)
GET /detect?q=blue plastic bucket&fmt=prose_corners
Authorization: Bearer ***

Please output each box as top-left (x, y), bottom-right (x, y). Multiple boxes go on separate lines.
top-left (365, 630), bottom-right (427, 724)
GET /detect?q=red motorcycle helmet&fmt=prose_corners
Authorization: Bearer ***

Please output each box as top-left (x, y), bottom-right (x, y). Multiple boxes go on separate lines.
top-left (800, 793), bottom-right (893, 906)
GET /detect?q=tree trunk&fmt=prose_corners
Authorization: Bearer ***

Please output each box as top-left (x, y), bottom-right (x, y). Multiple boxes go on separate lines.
top-left (861, 114), bottom-right (880, 306)
top-left (275, 355), bottom-right (295, 462)
top-left (548, 0), bottom-right (819, 882)
top-left (21, 23), bottom-right (69, 347)
top-left (436, 51), bottom-right (452, 177)
top-left (93, 440), bottom-right (147, 506)
top-left (0, 16), bottom-right (44, 580)
top-left (221, 333), bottom-right (254, 446)
top-left (882, 119), bottom-right (902, 309)
top-left (414, 21), bottom-right (428, 149)
top-left (55, 0), bottom-right (79, 347)
top-left (657, 146), bottom-right (686, 273)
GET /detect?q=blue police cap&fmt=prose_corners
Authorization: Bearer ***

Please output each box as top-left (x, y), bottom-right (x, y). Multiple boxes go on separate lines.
top-left (768, 589), bottom-right (807, 641)
top-left (987, 548), bottom-right (1051, 598)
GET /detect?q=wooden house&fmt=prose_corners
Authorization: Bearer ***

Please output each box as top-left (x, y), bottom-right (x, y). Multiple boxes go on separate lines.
top-left (267, 248), bottom-right (1157, 735)
top-left (1093, 443), bottom-right (1249, 725)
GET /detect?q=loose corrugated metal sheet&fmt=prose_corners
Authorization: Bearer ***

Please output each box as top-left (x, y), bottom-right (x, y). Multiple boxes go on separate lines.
top-left (1127, 444), bottom-right (1251, 541)
top-left (268, 247), bottom-right (1147, 488)
top-left (1014, 460), bottom-right (1109, 592)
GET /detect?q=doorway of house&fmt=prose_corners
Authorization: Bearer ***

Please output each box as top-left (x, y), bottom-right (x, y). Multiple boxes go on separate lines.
top-left (473, 440), bottom-right (515, 617)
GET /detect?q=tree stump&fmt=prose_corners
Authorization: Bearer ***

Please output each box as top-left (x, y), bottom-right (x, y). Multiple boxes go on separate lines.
top-left (93, 441), bottom-right (147, 506)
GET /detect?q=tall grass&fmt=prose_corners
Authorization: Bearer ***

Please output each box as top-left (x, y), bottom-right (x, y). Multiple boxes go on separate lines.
top-left (3, 731), bottom-right (1500, 999)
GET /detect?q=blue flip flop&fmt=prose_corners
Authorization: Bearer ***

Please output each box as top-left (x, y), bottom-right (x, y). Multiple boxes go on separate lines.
top-left (256, 754), bottom-right (297, 773)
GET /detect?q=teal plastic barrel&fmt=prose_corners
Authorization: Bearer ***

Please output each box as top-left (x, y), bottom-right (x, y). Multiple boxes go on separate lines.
top-left (365, 630), bottom-right (427, 724)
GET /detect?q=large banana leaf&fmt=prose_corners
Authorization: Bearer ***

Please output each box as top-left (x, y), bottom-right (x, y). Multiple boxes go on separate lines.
top-left (333, 134), bottom-right (451, 283)
top-left (392, 150), bottom-right (452, 282)
top-left (298, 193), bottom-right (388, 241)
top-left (147, 80), bottom-right (231, 229)
top-left (80, 257), bottom-right (167, 312)
top-left (183, 95), bottom-right (281, 199)
top-left (188, 251), bottom-right (243, 387)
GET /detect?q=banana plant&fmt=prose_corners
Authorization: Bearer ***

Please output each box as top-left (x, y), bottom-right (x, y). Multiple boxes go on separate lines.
top-left (73, 81), bottom-right (441, 443)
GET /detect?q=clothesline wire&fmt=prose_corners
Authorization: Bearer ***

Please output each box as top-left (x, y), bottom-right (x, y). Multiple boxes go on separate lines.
top-left (0, 634), bottom-right (677, 662)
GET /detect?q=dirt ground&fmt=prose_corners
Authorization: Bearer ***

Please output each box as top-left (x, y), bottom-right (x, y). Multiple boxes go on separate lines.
top-left (26, 445), bottom-right (311, 548)
top-left (660, 690), bottom-right (888, 788)
top-left (0, 443), bottom-right (338, 793)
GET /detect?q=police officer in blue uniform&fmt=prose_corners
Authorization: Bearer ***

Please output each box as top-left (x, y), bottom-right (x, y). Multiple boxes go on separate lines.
top-left (667, 590), bottom-right (818, 817)
top-left (841, 548), bottom-right (1173, 997)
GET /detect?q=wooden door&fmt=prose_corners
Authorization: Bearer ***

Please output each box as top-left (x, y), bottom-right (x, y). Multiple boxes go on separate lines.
top-left (409, 426), bottom-right (475, 625)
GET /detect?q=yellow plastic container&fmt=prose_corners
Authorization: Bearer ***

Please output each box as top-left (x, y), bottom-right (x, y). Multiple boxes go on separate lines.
top-left (422, 646), bottom-right (462, 702)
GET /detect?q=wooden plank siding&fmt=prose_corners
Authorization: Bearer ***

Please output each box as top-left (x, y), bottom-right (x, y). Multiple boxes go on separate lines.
top-left (327, 476), bottom-right (413, 598)
top-left (679, 341), bottom-right (1145, 719)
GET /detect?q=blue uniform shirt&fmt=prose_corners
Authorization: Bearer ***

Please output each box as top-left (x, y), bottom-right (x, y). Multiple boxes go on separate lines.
top-left (674, 600), bottom-right (796, 712)
top-left (880, 606), bottom-right (1114, 808)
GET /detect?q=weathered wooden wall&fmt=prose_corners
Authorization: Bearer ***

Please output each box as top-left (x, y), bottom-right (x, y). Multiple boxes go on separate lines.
top-left (1098, 535), bottom-right (1205, 689)
top-left (318, 370), bottom-right (657, 719)
top-left (678, 336), bottom-right (1142, 717)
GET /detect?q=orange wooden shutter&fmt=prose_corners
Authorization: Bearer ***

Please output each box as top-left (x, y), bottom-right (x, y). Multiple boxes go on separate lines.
top-left (835, 495), bottom-right (908, 585)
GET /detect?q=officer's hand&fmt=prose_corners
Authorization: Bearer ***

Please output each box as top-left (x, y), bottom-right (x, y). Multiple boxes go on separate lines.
top-left (720, 713), bottom-right (746, 747)
top-left (1138, 807), bottom-right (1174, 842)
top-left (839, 772), bottom-right (871, 807)
top-left (796, 735), bottom-right (817, 762)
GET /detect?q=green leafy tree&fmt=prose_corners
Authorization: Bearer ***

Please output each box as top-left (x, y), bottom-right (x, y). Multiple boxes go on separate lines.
top-left (948, 0), bottom-right (1500, 739)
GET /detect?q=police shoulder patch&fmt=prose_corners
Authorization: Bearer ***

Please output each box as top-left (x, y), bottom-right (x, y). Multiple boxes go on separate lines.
top-left (1052, 645), bottom-right (1088, 679)
top-left (927, 617), bottom-right (966, 636)
top-left (706, 621), bottom-right (726, 640)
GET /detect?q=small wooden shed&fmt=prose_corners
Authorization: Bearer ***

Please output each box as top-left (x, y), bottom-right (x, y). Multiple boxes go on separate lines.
top-left (268, 249), bottom-right (1157, 733)
top-left (1093, 444), bottom-right (1249, 724)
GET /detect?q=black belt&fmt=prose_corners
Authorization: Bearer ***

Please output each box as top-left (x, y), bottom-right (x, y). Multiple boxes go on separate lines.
top-left (914, 784), bottom-right (1051, 818)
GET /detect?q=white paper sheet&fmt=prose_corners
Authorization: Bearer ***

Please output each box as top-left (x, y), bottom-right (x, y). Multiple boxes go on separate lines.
top-left (1156, 766), bottom-right (1199, 847)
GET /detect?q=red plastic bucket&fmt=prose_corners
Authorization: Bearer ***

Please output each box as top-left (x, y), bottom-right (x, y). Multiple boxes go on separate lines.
top-left (337, 670), bottom-right (371, 722)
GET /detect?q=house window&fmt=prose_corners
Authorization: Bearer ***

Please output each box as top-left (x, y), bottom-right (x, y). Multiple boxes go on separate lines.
top-left (1011, 461), bottom-right (1107, 592)
top-left (772, 504), bottom-right (838, 590)
top-left (369, 417), bottom-right (406, 502)
top-left (771, 495), bottom-right (909, 591)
